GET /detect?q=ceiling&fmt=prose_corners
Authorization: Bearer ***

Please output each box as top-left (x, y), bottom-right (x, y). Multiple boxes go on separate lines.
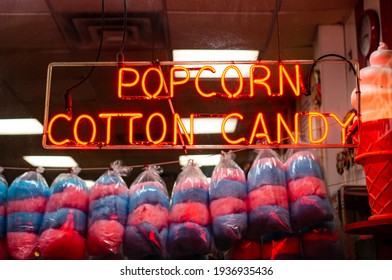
top-left (0, 0), bottom-right (359, 188)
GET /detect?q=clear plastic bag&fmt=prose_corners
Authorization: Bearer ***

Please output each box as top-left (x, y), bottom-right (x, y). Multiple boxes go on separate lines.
top-left (87, 161), bottom-right (130, 258)
top-left (123, 166), bottom-right (169, 259)
top-left (246, 149), bottom-right (290, 239)
top-left (209, 151), bottom-right (247, 251)
top-left (0, 170), bottom-right (8, 260)
top-left (285, 150), bottom-right (334, 231)
top-left (301, 221), bottom-right (345, 260)
top-left (167, 161), bottom-right (211, 258)
top-left (6, 170), bottom-right (50, 260)
top-left (38, 168), bottom-right (89, 259)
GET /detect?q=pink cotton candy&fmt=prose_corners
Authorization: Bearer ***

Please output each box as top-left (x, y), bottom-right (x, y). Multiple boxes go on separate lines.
top-left (38, 228), bottom-right (86, 260)
top-left (129, 181), bottom-right (167, 195)
top-left (128, 204), bottom-right (168, 229)
top-left (45, 186), bottom-right (89, 212)
top-left (87, 220), bottom-right (124, 256)
top-left (7, 232), bottom-right (39, 260)
top-left (174, 176), bottom-right (209, 192)
top-left (211, 168), bottom-right (246, 183)
top-left (169, 202), bottom-right (210, 226)
top-left (210, 197), bottom-right (246, 219)
top-left (247, 185), bottom-right (289, 211)
top-left (0, 205), bottom-right (5, 216)
top-left (89, 184), bottom-right (128, 201)
top-left (7, 196), bottom-right (47, 214)
top-left (287, 177), bottom-right (328, 202)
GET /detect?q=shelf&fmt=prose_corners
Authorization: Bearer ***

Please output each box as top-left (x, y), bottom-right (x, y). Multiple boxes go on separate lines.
top-left (345, 217), bottom-right (392, 236)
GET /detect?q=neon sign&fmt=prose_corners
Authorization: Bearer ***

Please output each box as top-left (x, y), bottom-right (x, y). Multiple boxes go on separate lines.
top-left (43, 60), bottom-right (359, 149)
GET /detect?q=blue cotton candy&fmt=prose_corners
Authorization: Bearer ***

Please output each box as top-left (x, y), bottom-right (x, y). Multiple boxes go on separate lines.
top-left (123, 223), bottom-right (168, 259)
top-left (128, 186), bottom-right (169, 213)
top-left (212, 213), bottom-right (248, 251)
top-left (167, 222), bottom-right (211, 257)
top-left (0, 216), bottom-right (6, 238)
top-left (51, 177), bottom-right (88, 194)
top-left (247, 165), bottom-right (286, 191)
top-left (89, 195), bottom-right (128, 225)
top-left (286, 158), bottom-right (324, 182)
top-left (247, 205), bottom-right (291, 239)
top-left (289, 195), bottom-right (334, 231)
top-left (40, 208), bottom-right (87, 236)
top-left (209, 179), bottom-right (247, 201)
top-left (171, 188), bottom-right (209, 205)
top-left (7, 212), bottom-right (43, 233)
top-left (0, 181), bottom-right (6, 205)
top-left (7, 180), bottom-right (50, 201)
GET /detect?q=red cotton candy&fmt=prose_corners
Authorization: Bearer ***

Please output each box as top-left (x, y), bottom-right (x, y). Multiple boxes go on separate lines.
top-left (227, 239), bottom-right (262, 260)
top-left (7, 232), bottom-right (39, 260)
top-left (0, 205), bottom-right (5, 216)
top-left (211, 168), bottom-right (246, 183)
top-left (128, 204), bottom-right (168, 229)
top-left (45, 186), bottom-right (89, 212)
top-left (270, 237), bottom-right (301, 259)
top-left (87, 220), bottom-right (124, 256)
top-left (89, 184), bottom-right (128, 201)
top-left (210, 197), bottom-right (246, 219)
top-left (7, 196), bottom-right (47, 214)
top-left (247, 185), bottom-right (289, 211)
top-left (169, 202), bottom-right (210, 226)
top-left (287, 177), bottom-right (328, 202)
top-left (38, 228), bottom-right (85, 260)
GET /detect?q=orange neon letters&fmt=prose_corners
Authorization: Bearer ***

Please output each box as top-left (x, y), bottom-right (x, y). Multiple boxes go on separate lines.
top-left (73, 114), bottom-right (97, 145)
top-left (277, 113), bottom-right (299, 144)
top-left (195, 66), bottom-right (217, 97)
top-left (47, 113), bottom-right (71, 145)
top-left (221, 113), bottom-right (246, 144)
top-left (146, 113), bottom-right (167, 144)
top-left (170, 66), bottom-right (190, 98)
top-left (118, 67), bottom-right (140, 99)
top-left (221, 66), bottom-right (244, 98)
top-left (308, 112), bottom-right (329, 143)
top-left (249, 113), bottom-right (272, 144)
top-left (329, 112), bottom-right (356, 144)
top-left (173, 113), bottom-right (194, 145)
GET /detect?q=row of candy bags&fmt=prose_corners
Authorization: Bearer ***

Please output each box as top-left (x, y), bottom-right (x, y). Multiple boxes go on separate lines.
top-left (0, 149), bottom-right (344, 260)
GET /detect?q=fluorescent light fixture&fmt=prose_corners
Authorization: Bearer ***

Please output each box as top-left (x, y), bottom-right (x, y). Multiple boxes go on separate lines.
top-left (173, 49), bottom-right (259, 78)
top-left (180, 117), bottom-right (237, 134)
top-left (179, 154), bottom-right (221, 167)
top-left (23, 156), bottom-right (78, 168)
top-left (0, 118), bottom-right (43, 135)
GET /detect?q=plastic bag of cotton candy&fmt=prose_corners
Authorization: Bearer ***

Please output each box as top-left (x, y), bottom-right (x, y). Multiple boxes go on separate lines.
top-left (123, 166), bottom-right (169, 260)
top-left (246, 149), bottom-right (290, 240)
top-left (167, 161), bottom-right (212, 259)
top-left (6, 169), bottom-right (50, 259)
top-left (284, 149), bottom-right (334, 231)
top-left (0, 170), bottom-right (8, 260)
top-left (38, 168), bottom-right (89, 259)
top-left (87, 161), bottom-right (130, 258)
top-left (208, 151), bottom-right (248, 252)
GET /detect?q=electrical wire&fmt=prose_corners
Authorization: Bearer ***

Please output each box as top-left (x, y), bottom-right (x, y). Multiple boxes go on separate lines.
top-left (64, 0), bottom-right (105, 117)
top-left (117, 0), bottom-right (128, 65)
